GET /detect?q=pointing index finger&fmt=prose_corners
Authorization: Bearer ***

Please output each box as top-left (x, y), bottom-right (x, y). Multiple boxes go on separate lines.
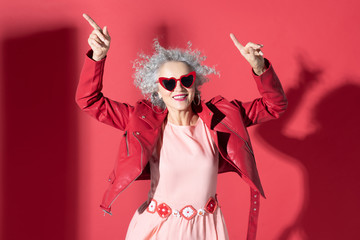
top-left (230, 33), bottom-right (244, 50)
top-left (83, 13), bottom-right (101, 30)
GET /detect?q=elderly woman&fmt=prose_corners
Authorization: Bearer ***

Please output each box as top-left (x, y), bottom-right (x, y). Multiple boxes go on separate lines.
top-left (76, 14), bottom-right (287, 240)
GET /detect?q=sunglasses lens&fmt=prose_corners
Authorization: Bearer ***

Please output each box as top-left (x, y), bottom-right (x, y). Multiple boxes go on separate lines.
top-left (162, 79), bottom-right (176, 91)
top-left (181, 75), bottom-right (194, 88)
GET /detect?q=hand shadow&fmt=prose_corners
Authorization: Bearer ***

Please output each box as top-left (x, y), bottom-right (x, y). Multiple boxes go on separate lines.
top-left (256, 56), bottom-right (360, 240)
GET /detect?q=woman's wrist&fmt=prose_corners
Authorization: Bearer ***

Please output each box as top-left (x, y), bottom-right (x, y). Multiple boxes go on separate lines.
top-left (92, 53), bottom-right (106, 61)
top-left (253, 67), bottom-right (266, 76)
top-left (253, 58), bottom-right (270, 76)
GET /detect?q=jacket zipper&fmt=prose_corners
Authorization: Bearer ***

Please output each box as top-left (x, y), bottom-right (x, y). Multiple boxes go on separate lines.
top-left (107, 131), bottom-right (144, 210)
top-left (132, 132), bottom-right (144, 169)
top-left (219, 122), bottom-right (254, 156)
top-left (124, 131), bottom-right (130, 156)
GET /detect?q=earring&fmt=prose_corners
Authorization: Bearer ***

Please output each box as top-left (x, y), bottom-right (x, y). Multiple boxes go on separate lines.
top-left (193, 94), bottom-right (201, 106)
top-left (152, 104), bottom-right (166, 114)
top-left (151, 92), bottom-right (166, 114)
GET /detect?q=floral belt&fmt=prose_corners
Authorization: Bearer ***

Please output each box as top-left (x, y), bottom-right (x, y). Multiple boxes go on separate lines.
top-left (146, 196), bottom-right (218, 220)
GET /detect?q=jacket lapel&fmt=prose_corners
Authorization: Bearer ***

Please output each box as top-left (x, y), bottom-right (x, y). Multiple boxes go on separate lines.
top-left (135, 101), bottom-right (168, 130)
top-left (196, 98), bottom-right (225, 131)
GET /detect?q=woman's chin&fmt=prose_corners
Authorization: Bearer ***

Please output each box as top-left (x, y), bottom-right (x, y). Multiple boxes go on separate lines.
top-left (166, 100), bottom-right (193, 112)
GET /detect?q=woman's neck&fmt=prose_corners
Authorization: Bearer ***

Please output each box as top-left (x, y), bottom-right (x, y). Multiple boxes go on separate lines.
top-left (166, 108), bottom-right (199, 126)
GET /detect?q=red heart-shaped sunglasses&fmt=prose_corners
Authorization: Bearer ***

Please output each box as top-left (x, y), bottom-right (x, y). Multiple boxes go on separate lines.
top-left (158, 71), bottom-right (196, 91)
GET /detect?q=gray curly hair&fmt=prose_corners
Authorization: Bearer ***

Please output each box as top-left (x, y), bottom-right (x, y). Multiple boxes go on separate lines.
top-left (133, 39), bottom-right (218, 109)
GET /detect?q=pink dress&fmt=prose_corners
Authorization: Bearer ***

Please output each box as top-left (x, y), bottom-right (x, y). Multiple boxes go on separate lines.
top-left (125, 118), bottom-right (229, 240)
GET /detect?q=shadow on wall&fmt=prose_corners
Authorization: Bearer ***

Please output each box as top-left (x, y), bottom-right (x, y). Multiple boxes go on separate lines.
top-left (256, 56), bottom-right (360, 240)
top-left (1, 28), bottom-right (79, 240)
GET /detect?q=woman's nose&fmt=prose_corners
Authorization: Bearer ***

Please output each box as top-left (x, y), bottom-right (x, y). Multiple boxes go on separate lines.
top-left (174, 80), bottom-right (185, 91)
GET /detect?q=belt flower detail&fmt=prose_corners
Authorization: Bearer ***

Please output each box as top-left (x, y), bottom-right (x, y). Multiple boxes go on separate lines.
top-left (146, 197), bottom-right (218, 221)
top-left (205, 197), bottom-right (217, 213)
top-left (147, 199), bottom-right (157, 213)
top-left (180, 205), bottom-right (197, 220)
top-left (157, 203), bottom-right (172, 218)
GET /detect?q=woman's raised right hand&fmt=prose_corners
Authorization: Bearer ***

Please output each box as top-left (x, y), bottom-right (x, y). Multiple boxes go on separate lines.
top-left (83, 13), bottom-right (111, 61)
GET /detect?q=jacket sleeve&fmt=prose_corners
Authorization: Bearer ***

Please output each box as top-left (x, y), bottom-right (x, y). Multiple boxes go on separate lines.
top-left (231, 59), bottom-right (288, 127)
top-left (75, 50), bottom-right (133, 130)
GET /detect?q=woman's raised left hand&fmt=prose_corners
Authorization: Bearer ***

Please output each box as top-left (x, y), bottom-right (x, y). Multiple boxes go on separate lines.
top-left (230, 33), bottom-right (266, 75)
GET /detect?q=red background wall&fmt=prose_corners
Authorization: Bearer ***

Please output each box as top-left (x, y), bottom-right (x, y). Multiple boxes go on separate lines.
top-left (1, 0), bottom-right (360, 239)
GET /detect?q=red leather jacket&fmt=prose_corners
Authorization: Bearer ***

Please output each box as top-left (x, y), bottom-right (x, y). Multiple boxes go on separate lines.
top-left (76, 52), bottom-right (287, 240)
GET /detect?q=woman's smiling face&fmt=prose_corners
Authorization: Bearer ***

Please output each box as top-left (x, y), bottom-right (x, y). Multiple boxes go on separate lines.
top-left (157, 61), bottom-right (196, 113)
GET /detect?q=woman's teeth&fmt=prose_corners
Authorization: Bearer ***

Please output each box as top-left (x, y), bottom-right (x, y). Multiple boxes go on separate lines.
top-left (173, 95), bottom-right (187, 100)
